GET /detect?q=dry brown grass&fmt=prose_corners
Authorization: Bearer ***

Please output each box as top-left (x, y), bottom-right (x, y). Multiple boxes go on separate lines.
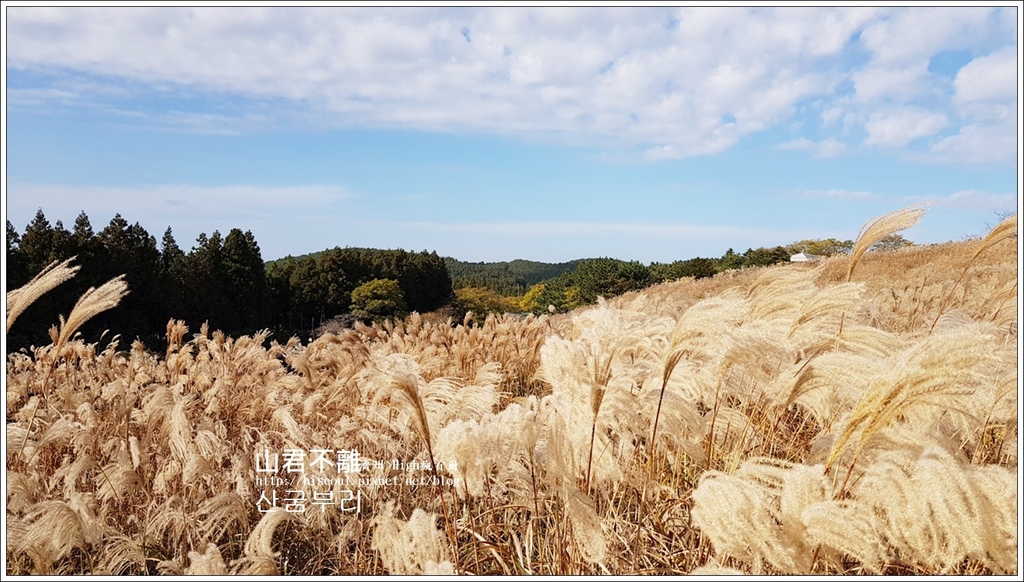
top-left (5, 209), bottom-right (1019, 576)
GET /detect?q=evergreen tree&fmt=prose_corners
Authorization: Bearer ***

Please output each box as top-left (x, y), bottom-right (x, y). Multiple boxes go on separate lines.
top-left (529, 258), bottom-right (651, 312)
top-left (160, 227), bottom-right (185, 272)
top-left (19, 209), bottom-right (55, 275)
top-left (289, 248), bottom-right (356, 319)
top-left (870, 234), bottom-right (914, 251)
top-left (717, 248), bottom-right (744, 272)
top-left (160, 227), bottom-right (187, 322)
top-left (6, 219), bottom-right (28, 290)
top-left (180, 231), bottom-right (230, 332)
top-left (95, 215), bottom-right (163, 344)
top-left (742, 246), bottom-right (790, 268)
top-left (69, 211), bottom-right (100, 270)
top-left (786, 238), bottom-right (854, 256)
top-left (223, 228), bottom-right (268, 332)
top-left (50, 220), bottom-right (75, 262)
top-left (650, 257), bottom-right (718, 282)
top-left (72, 211), bottom-right (95, 248)
top-left (266, 256), bottom-right (299, 333)
top-left (9, 211), bottom-right (63, 346)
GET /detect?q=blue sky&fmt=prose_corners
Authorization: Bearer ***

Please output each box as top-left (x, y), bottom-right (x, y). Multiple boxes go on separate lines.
top-left (3, 5), bottom-right (1020, 263)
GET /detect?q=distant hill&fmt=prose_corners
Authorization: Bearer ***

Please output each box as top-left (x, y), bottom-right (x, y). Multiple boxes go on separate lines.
top-left (265, 253), bottom-right (318, 268)
top-left (265, 247), bottom-right (437, 269)
top-left (443, 257), bottom-right (582, 296)
top-left (264, 248), bottom-right (342, 268)
top-left (266, 249), bottom-right (581, 297)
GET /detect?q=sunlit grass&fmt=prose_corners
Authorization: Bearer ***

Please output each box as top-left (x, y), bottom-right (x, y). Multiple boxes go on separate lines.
top-left (5, 211), bottom-right (1017, 575)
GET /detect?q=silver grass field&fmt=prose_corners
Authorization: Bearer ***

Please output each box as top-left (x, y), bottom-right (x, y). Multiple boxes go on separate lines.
top-left (4, 207), bottom-right (1019, 575)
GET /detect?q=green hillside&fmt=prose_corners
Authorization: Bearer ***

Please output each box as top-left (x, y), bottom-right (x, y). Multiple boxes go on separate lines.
top-left (269, 252), bottom-right (581, 297)
top-left (443, 257), bottom-right (582, 296)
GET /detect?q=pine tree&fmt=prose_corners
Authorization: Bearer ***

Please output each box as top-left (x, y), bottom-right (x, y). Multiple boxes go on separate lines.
top-left (223, 228), bottom-right (268, 332)
top-left (6, 219), bottom-right (28, 290)
top-left (19, 209), bottom-right (55, 275)
top-left (95, 214), bottom-right (163, 344)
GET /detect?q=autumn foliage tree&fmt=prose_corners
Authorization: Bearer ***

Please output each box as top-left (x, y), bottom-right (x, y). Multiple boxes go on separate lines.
top-left (350, 278), bottom-right (408, 322)
top-left (452, 286), bottom-right (520, 323)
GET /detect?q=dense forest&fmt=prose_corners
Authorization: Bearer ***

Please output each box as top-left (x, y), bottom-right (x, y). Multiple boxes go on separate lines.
top-left (6, 208), bottom-right (887, 352)
top-left (444, 258), bottom-right (581, 296)
top-left (4, 210), bottom-right (451, 351)
top-left (264, 247), bottom-right (452, 334)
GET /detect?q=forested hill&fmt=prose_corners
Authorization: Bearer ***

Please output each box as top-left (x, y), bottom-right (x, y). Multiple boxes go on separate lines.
top-left (264, 247), bottom-right (376, 268)
top-left (268, 253), bottom-right (582, 297)
top-left (443, 257), bottom-right (581, 296)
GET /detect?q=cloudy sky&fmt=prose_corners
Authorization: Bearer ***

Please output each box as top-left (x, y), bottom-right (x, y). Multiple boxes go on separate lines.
top-left (3, 4), bottom-right (1020, 263)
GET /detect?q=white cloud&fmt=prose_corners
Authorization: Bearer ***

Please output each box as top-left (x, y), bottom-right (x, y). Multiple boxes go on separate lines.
top-left (847, 8), bottom-right (996, 106)
top-left (4, 6), bottom-right (1016, 163)
top-left (863, 108), bottom-right (948, 148)
top-left (1, 7), bottom-right (851, 158)
top-left (929, 123), bottom-right (1018, 165)
top-left (821, 106), bottom-right (843, 126)
top-left (935, 190), bottom-right (1017, 212)
top-left (777, 137), bottom-right (814, 151)
top-left (813, 138), bottom-right (848, 158)
top-left (902, 189), bottom-right (1017, 212)
top-left (794, 188), bottom-right (877, 200)
top-left (851, 63), bottom-right (930, 103)
top-left (908, 47), bottom-right (1020, 165)
top-left (858, 7), bottom-right (996, 65)
top-left (842, 8), bottom-right (1016, 164)
top-left (4, 87), bottom-right (82, 109)
top-left (955, 48), bottom-right (1018, 104)
top-left (776, 137), bottom-right (847, 158)
top-left (7, 182), bottom-right (346, 213)
top-left (385, 220), bottom-right (769, 239)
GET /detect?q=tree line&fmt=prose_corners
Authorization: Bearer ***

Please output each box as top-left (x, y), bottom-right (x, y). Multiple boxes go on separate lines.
top-left (6, 210), bottom-right (271, 351)
top-left (6, 208), bottom-right (910, 350)
top-left (455, 239), bottom-right (871, 316)
top-left (264, 246), bottom-right (452, 335)
top-left (5, 210), bottom-right (452, 352)
top-left (443, 258), bottom-right (581, 296)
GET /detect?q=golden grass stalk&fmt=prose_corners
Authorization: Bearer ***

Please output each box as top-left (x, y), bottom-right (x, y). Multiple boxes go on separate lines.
top-left (371, 502), bottom-right (454, 575)
top-left (245, 507), bottom-right (293, 558)
top-left (565, 488), bottom-right (608, 565)
top-left (929, 213), bottom-right (1017, 333)
top-left (6, 257), bottom-right (80, 332)
top-left (631, 345), bottom-right (685, 570)
top-left (97, 535), bottom-right (147, 575)
top-left (185, 543), bottom-right (230, 575)
top-left (979, 279), bottom-right (1017, 329)
top-left (12, 500), bottom-right (88, 573)
top-left (824, 326), bottom-right (993, 488)
top-left (855, 444), bottom-right (1018, 573)
top-left (691, 458), bottom-right (814, 573)
top-left (847, 204), bottom-right (929, 282)
top-left (54, 275), bottom-right (130, 352)
top-left (585, 348), bottom-right (614, 495)
top-left (388, 371), bottom-right (461, 571)
top-left (801, 499), bottom-right (885, 572)
top-left (391, 372), bottom-right (435, 459)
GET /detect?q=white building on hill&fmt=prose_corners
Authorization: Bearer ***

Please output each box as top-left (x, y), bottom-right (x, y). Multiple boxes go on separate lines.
top-left (790, 252), bottom-right (822, 262)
